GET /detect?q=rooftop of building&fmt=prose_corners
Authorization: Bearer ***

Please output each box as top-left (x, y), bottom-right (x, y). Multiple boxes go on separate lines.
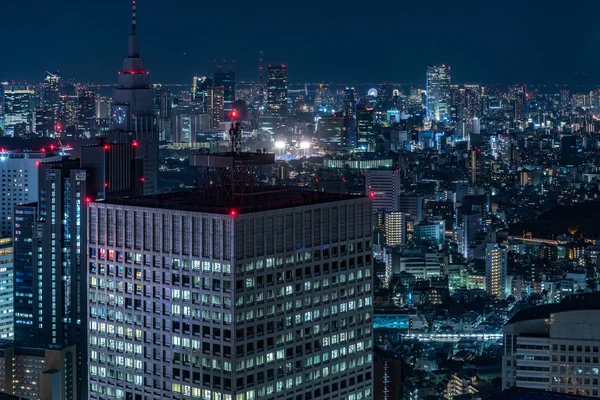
top-left (505, 292), bottom-right (600, 326)
top-left (488, 387), bottom-right (592, 400)
top-left (98, 189), bottom-right (366, 215)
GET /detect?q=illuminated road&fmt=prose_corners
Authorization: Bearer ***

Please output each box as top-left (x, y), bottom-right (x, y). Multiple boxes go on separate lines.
top-left (401, 333), bottom-right (503, 342)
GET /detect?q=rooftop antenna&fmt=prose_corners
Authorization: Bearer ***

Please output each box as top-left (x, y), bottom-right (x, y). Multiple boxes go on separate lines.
top-left (132, 0), bottom-right (137, 34)
top-left (259, 50), bottom-right (264, 107)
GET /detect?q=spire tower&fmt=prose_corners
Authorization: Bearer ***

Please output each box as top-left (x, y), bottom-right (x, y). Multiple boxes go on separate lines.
top-left (132, 0), bottom-right (137, 34)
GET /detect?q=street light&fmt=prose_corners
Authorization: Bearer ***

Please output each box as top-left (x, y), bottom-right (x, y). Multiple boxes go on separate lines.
top-left (300, 142), bottom-right (310, 149)
top-left (274, 141), bottom-right (285, 149)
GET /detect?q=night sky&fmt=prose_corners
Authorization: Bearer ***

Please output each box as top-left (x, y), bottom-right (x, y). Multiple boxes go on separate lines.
top-left (2, 0), bottom-right (599, 85)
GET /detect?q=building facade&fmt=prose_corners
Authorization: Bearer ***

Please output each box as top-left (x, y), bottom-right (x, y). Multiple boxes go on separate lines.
top-left (426, 65), bottom-right (451, 122)
top-left (485, 243), bottom-right (508, 299)
top-left (267, 65), bottom-right (288, 117)
top-left (109, 8), bottom-right (158, 196)
top-left (503, 293), bottom-right (600, 397)
top-left (87, 191), bottom-right (374, 400)
top-left (364, 169), bottom-right (401, 214)
top-left (0, 343), bottom-right (77, 400)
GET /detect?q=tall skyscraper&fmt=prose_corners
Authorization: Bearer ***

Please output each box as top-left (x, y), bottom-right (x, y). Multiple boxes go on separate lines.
top-left (214, 67), bottom-right (235, 120)
top-left (267, 65), bottom-right (288, 117)
top-left (13, 159), bottom-right (92, 400)
top-left (207, 86), bottom-right (224, 128)
top-left (426, 65), bottom-right (451, 122)
top-left (109, 0), bottom-right (158, 195)
top-left (43, 71), bottom-right (60, 113)
top-left (87, 189), bottom-right (374, 400)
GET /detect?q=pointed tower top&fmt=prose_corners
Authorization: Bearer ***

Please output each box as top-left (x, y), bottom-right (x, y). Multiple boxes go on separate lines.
top-left (132, 0), bottom-right (137, 35)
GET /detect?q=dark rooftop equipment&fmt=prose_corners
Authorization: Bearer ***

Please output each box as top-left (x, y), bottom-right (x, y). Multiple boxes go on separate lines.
top-left (190, 112), bottom-right (275, 203)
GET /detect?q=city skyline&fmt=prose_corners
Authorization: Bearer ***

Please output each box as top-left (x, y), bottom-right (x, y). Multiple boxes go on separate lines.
top-left (1, 0), bottom-right (599, 85)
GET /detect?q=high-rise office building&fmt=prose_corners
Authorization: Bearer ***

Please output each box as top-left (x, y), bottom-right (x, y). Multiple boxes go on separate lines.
top-left (43, 71), bottom-right (61, 113)
top-left (153, 84), bottom-right (171, 141)
top-left (207, 86), bottom-right (225, 128)
top-left (317, 115), bottom-right (352, 149)
top-left (87, 189), bottom-right (374, 400)
top-left (77, 86), bottom-right (96, 136)
top-left (0, 148), bottom-right (62, 341)
top-left (468, 147), bottom-right (484, 183)
top-left (0, 148), bottom-right (63, 237)
top-left (214, 68), bottom-right (235, 120)
top-left (13, 159), bottom-right (92, 400)
top-left (267, 65), bottom-right (288, 117)
top-left (192, 76), bottom-right (214, 114)
top-left (109, 1), bottom-right (158, 195)
top-left (365, 169), bottom-right (401, 214)
top-left (2, 85), bottom-right (33, 136)
top-left (485, 243), bottom-right (508, 299)
top-left (426, 65), bottom-right (451, 122)
top-left (356, 107), bottom-right (374, 151)
top-left (80, 141), bottom-right (141, 200)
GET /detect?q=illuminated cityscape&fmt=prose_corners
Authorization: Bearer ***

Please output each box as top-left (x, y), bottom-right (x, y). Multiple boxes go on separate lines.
top-left (0, 1), bottom-right (599, 400)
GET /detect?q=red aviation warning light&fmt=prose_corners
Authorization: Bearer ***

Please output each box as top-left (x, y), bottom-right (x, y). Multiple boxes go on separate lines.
top-left (140, 177), bottom-right (145, 182)
top-left (104, 144), bottom-right (110, 150)
top-left (369, 191), bottom-right (375, 198)
top-left (230, 110), bottom-right (238, 119)
top-left (230, 209), bottom-right (237, 216)
top-left (86, 197), bottom-right (92, 203)
top-left (132, 140), bottom-right (139, 147)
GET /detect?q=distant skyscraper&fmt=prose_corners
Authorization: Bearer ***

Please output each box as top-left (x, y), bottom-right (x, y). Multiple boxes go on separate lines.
top-left (77, 86), bottom-right (96, 136)
top-left (365, 168), bottom-right (401, 213)
top-left (267, 64), bottom-right (288, 116)
top-left (43, 71), bottom-right (60, 113)
top-left (317, 115), bottom-right (352, 149)
top-left (214, 67), bottom-right (235, 120)
top-left (560, 89), bottom-right (570, 108)
top-left (468, 147), bottom-right (484, 183)
top-left (153, 83), bottom-right (171, 141)
top-left (207, 86), bottom-right (224, 128)
top-left (511, 84), bottom-right (526, 121)
top-left (2, 84), bottom-right (33, 136)
top-left (486, 243), bottom-right (508, 299)
top-left (87, 190), bottom-right (374, 400)
top-left (356, 107), bottom-right (374, 150)
top-left (426, 65), bottom-right (451, 122)
top-left (109, 1), bottom-right (158, 195)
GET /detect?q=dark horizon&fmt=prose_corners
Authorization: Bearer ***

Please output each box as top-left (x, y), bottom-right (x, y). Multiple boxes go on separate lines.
top-left (1, 0), bottom-right (599, 86)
